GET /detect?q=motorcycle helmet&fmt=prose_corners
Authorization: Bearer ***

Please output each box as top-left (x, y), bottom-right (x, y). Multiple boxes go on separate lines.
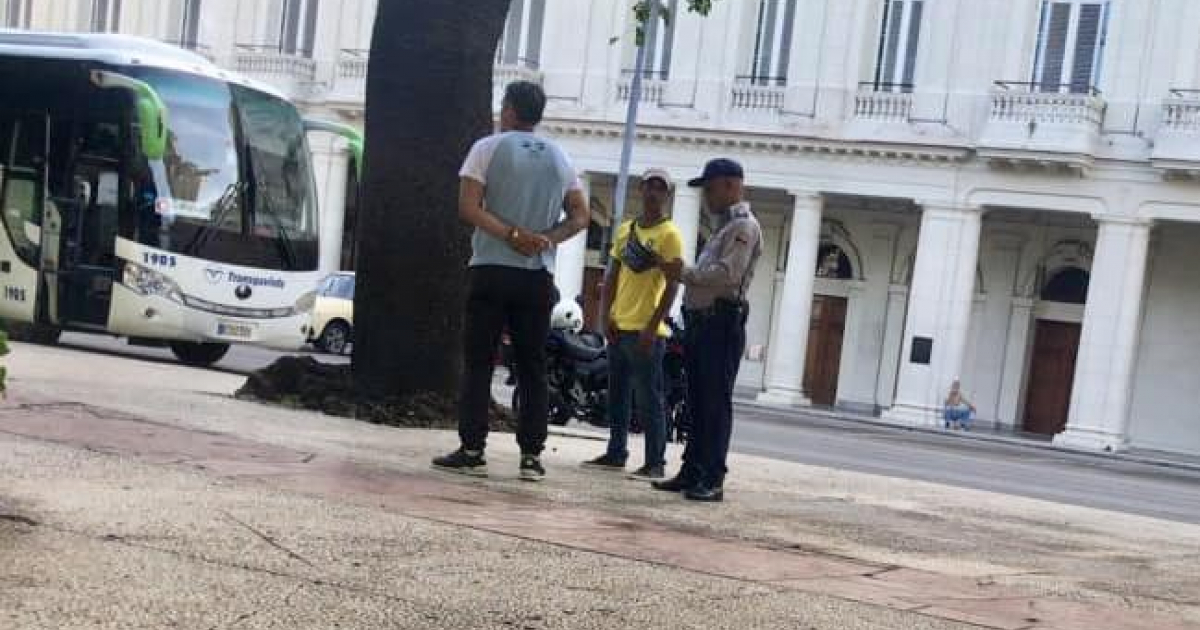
top-left (550, 299), bottom-right (584, 332)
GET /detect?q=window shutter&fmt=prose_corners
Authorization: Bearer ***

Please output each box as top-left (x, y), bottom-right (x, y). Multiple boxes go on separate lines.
top-left (501, 0), bottom-right (525, 66)
top-left (1036, 2), bottom-right (1072, 92)
top-left (879, 1), bottom-right (904, 89)
top-left (1070, 3), bottom-right (1105, 93)
top-left (901, 0), bottom-right (923, 90)
top-left (658, 0), bottom-right (679, 79)
top-left (776, 0), bottom-right (798, 83)
top-left (525, 0), bottom-right (545, 69)
top-left (184, 0), bottom-right (203, 48)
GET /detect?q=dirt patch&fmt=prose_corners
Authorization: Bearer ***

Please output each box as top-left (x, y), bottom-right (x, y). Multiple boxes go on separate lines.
top-left (236, 356), bottom-right (516, 432)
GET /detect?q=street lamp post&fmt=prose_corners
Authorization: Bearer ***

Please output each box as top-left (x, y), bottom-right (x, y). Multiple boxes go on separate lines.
top-left (598, 1), bottom-right (661, 331)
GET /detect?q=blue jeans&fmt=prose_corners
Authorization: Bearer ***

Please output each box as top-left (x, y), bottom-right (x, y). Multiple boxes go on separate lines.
top-left (606, 333), bottom-right (667, 467)
top-left (944, 406), bottom-right (971, 428)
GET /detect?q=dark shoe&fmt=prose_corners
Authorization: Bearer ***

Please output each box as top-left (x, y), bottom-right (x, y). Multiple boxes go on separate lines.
top-left (432, 448), bottom-right (488, 477)
top-left (651, 473), bottom-right (696, 492)
top-left (628, 464), bottom-right (665, 481)
top-left (684, 483), bottom-right (724, 502)
top-left (519, 455), bottom-right (546, 482)
top-left (582, 453), bottom-right (626, 470)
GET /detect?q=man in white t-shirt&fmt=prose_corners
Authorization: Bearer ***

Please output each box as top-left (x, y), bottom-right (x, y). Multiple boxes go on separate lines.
top-left (432, 81), bottom-right (589, 481)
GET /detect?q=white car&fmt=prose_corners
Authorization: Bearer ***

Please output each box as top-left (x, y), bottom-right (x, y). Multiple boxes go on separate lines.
top-left (306, 273), bottom-right (354, 354)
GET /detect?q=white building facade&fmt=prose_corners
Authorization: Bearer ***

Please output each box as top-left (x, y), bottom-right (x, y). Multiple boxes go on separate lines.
top-left (12, 0), bottom-right (1200, 456)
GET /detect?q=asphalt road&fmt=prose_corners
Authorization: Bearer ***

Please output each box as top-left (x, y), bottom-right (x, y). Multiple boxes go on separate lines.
top-left (48, 332), bottom-right (1200, 525)
top-left (56, 331), bottom-right (350, 375)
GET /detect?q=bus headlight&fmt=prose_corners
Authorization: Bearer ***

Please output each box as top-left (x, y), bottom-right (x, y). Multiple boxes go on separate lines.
top-left (122, 261), bottom-right (183, 302)
top-left (293, 290), bottom-right (317, 314)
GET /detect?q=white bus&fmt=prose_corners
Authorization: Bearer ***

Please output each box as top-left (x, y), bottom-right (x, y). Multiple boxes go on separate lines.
top-left (0, 32), bottom-right (361, 366)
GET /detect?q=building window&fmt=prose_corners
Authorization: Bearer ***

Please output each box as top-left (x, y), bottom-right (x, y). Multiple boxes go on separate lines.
top-left (872, 0), bottom-right (923, 92)
top-left (279, 0), bottom-right (319, 57)
top-left (497, 0), bottom-right (546, 69)
top-left (2, 0), bottom-right (32, 28)
top-left (1041, 267), bottom-right (1089, 304)
top-left (166, 0), bottom-right (204, 50)
top-left (83, 0), bottom-right (122, 32)
top-left (815, 244), bottom-right (854, 279)
top-left (1032, 0), bottom-right (1109, 94)
top-left (622, 0), bottom-right (679, 80)
top-left (744, 0), bottom-right (799, 86)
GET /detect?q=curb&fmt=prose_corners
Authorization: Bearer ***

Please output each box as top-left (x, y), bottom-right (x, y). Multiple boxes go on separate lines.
top-left (735, 397), bottom-right (1200, 475)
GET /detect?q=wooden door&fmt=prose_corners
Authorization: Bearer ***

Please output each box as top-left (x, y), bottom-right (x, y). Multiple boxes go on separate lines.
top-left (803, 296), bottom-right (848, 407)
top-left (581, 267), bottom-right (605, 332)
top-left (1023, 320), bottom-right (1081, 436)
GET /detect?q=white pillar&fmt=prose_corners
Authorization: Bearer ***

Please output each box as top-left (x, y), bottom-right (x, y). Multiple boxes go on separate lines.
top-left (876, 283), bottom-right (909, 409)
top-left (311, 138), bottom-right (350, 275)
top-left (669, 184), bottom-right (703, 318)
top-left (758, 192), bottom-right (823, 406)
top-left (671, 184), bottom-right (702, 266)
top-left (1055, 218), bottom-right (1152, 452)
top-left (554, 172), bottom-right (590, 304)
top-left (885, 204), bottom-right (983, 426)
top-left (996, 297), bottom-right (1035, 429)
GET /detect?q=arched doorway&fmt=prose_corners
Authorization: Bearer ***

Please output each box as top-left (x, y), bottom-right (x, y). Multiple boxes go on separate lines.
top-left (804, 243), bottom-right (855, 406)
top-left (1023, 266), bottom-right (1088, 436)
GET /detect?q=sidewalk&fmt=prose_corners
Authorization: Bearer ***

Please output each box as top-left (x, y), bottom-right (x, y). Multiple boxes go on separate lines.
top-left (733, 393), bottom-right (1200, 473)
top-left (3, 342), bottom-right (1200, 629)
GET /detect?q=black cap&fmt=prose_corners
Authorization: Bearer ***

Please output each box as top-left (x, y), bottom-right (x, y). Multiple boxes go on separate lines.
top-left (687, 158), bottom-right (745, 187)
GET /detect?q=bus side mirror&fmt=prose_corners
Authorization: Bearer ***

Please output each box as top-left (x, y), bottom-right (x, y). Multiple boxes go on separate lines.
top-left (90, 71), bottom-right (169, 161)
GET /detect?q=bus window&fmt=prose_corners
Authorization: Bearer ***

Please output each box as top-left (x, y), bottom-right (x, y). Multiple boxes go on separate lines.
top-left (234, 85), bottom-right (318, 269)
top-left (127, 68), bottom-right (241, 248)
top-left (0, 115), bottom-right (45, 265)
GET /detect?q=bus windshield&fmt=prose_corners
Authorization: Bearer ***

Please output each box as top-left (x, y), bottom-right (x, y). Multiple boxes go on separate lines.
top-left (129, 68), bottom-right (318, 271)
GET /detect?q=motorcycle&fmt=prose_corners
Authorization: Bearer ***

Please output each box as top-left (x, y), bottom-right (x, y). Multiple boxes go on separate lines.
top-left (507, 308), bottom-right (691, 443)
top-left (509, 325), bottom-right (609, 427)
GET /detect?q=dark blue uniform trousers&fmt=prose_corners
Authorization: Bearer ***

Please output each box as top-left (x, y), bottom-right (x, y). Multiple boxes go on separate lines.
top-left (680, 302), bottom-right (748, 487)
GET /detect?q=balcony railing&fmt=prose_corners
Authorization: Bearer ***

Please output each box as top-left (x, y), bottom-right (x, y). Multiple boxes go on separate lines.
top-left (1161, 89), bottom-right (1200, 131)
top-left (337, 48), bottom-right (369, 79)
top-left (977, 81), bottom-right (1107, 168)
top-left (617, 70), bottom-right (667, 105)
top-left (1152, 89), bottom-right (1200, 173)
top-left (232, 45), bottom-right (317, 82)
top-left (494, 62), bottom-right (544, 87)
top-left (989, 82), bottom-right (1105, 126)
top-left (731, 76), bottom-right (785, 111)
top-left (854, 83), bottom-right (914, 122)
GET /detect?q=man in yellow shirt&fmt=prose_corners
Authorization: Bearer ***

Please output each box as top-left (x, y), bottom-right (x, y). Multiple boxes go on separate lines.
top-left (583, 168), bottom-right (682, 479)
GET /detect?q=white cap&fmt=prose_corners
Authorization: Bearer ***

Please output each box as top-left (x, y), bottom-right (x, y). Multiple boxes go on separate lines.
top-left (641, 167), bottom-right (674, 191)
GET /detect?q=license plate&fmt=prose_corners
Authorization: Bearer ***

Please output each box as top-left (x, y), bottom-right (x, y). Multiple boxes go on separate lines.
top-left (217, 321), bottom-right (254, 339)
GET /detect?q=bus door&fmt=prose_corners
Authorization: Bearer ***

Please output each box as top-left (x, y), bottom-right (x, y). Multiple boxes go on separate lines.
top-left (52, 110), bottom-right (126, 329)
top-left (0, 110), bottom-right (48, 325)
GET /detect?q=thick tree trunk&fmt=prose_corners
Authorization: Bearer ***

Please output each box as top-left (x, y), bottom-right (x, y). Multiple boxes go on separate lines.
top-left (353, 0), bottom-right (512, 397)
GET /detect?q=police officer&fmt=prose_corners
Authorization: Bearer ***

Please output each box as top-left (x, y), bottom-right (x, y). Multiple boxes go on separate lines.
top-left (652, 158), bottom-right (761, 502)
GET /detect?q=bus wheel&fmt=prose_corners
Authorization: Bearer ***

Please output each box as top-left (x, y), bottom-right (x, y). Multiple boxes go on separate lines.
top-left (6, 322), bottom-right (62, 345)
top-left (169, 341), bottom-right (230, 367)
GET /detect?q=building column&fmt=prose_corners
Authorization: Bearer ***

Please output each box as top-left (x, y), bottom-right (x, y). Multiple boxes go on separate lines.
top-left (1056, 218), bottom-right (1152, 452)
top-left (886, 203), bottom-right (983, 426)
top-left (311, 137), bottom-right (351, 276)
top-left (996, 297), bottom-right (1035, 429)
top-left (875, 283), bottom-right (909, 409)
top-left (671, 184), bottom-right (702, 266)
top-left (758, 192), bottom-right (823, 406)
top-left (668, 184), bottom-right (703, 317)
top-left (554, 172), bottom-right (591, 305)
